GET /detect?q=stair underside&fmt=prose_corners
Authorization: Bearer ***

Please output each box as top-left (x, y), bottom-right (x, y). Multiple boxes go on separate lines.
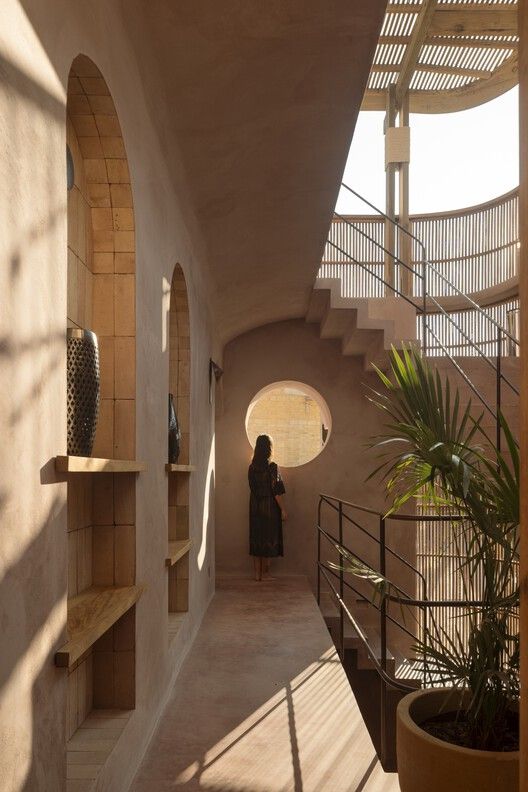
top-left (307, 278), bottom-right (417, 370)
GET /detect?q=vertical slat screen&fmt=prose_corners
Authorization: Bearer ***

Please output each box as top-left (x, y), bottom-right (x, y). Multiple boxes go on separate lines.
top-left (319, 190), bottom-right (519, 357)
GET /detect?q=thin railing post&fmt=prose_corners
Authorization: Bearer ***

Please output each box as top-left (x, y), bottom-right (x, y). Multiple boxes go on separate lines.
top-left (380, 515), bottom-right (387, 765)
top-left (379, 516), bottom-right (387, 672)
top-left (496, 327), bottom-right (502, 455)
top-left (317, 498), bottom-right (322, 606)
top-left (422, 248), bottom-right (427, 356)
top-left (339, 501), bottom-right (344, 658)
top-left (422, 554), bottom-right (428, 687)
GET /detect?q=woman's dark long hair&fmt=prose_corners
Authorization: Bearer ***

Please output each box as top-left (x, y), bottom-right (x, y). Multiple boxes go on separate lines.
top-left (251, 434), bottom-right (273, 468)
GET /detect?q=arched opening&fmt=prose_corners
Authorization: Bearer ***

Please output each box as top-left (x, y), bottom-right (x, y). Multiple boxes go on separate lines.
top-left (167, 264), bottom-right (191, 639)
top-left (64, 54), bottom-right (138, 774)
top-left (246, 381), bottom-right (331, 468)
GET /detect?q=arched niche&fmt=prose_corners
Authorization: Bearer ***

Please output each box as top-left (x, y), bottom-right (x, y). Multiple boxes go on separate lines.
top-left (167, 264), bottom-right (191, 637)
top-left (67, 54), bottom-right (136, 461)
top-left (64, 54), bottom-right (139, 771)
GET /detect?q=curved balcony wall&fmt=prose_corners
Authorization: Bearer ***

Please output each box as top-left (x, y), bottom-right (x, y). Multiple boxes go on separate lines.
top-left (320, 189), bottom-right (519, 356)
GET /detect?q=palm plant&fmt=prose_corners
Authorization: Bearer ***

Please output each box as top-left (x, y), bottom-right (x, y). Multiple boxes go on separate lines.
top-left (340, 346), bottom-right (519, 751)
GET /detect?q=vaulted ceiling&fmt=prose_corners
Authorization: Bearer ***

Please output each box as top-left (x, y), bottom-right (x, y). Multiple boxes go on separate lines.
top-left (125, 1), bottom-right (386, 344)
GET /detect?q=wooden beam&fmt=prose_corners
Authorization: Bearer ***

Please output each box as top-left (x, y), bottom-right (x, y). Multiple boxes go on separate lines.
top-left (395, 0), bottom-right (438, 110)
top-left (378, 35), bottom-right (517, 50)
top-left (372, 63), bottom-right (492, 80)
top-left (430, 8), bottom-right (517, 36)
top-left (384, 5), bottom-right (517, 35)
top-left (387, 3), bottom-right (514, 15)
top-left (362, 52), bottom-right (518, 113)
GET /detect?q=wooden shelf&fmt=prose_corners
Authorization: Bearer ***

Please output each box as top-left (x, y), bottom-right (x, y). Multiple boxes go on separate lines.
top-left (165, 539), bottom-right (192, 567)
top-left (56, 456), bottom-right (146, 474)
top-left (55, 456), bottom-right (147, 473)
top-left (67, 709), bottom-right (132, 790)
top-left (165, 463), bottom-right (196, 473)
top-left (56, 455), bottom-right (146, 474)
top-left (56, 585), bottom-right (144, 668)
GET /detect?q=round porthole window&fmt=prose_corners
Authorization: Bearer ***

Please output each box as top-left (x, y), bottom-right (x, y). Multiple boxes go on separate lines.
top-left (245, 381), bottom-right (331, 468)
top-left (66, 144), bottom-right (75, 191)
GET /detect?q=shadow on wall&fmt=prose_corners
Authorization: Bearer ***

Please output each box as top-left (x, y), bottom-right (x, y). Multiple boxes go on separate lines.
top-left (0, 46), bottom-right (67, 304)
top-left (0, 41), bottom-right (71, 791)
top-left (0, 496), bottom-right (67, 791)
top-left (0, 331), bottom-right (65, 427)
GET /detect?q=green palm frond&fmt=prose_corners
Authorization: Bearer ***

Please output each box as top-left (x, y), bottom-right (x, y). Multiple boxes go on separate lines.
top-left (355, 346), bottom-right (520, 750)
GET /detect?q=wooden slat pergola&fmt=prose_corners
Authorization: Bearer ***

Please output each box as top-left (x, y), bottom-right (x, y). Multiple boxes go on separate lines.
top-left (362, 0), bottom-right (518, 113)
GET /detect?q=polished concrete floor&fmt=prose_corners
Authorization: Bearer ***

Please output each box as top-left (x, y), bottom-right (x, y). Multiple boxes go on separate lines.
top-left (130, 577), bottom-right (400, 792)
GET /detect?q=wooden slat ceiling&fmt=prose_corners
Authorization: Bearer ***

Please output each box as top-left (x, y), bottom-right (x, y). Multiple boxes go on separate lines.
top-left (362, 0), bottom-right (518, 112)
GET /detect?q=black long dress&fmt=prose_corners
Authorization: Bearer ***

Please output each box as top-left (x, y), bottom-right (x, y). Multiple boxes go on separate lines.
top-left (248, 461), bottom-right (285, 557)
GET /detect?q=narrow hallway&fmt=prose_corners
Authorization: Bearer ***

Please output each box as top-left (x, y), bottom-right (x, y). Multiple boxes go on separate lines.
top-left (130, 578), bottom-right (399, 792)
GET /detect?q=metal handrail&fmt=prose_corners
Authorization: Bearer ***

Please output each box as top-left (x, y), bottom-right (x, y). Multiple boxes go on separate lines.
top-left (325, 239), bottom-right (421, 312)
top-left (319, 492), bottom-right (464, 522)
top-left (319, 495), bottom-right (427, 595)
top-left (325, 183), bottom-right (521, 450)
top-left (318, 494), bottom-right (431, 689)
top-left (333, 210), bottom-right (421, 282)
top-left (315, 491), bottom-right (504, 747)
top-left (340, 183), bottom-right (426, 258)
top-left (318, 525), bottom-right (418, 603)
top-left (332, 197), bottom-right (520, 392)
top-left (319, 560), bottom-right (418, 642)
top-left (339, 182), bottom-right (520, 349)
top-left (318, 564), bottom-right (417, 693)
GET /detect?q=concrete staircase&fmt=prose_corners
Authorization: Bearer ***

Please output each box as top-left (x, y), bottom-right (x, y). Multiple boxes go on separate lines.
top-left (307, 278), bottom-right (417, 370)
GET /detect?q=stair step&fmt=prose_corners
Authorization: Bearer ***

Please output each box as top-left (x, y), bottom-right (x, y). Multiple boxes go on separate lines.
top-left (324, 614), bottom-right (395, 672)
top-left (305, 288), bottom-right (329, 323)
top-left (320, 305), bottom-right (356, 339)
top-left (307, 278), bottom-right (417, 368)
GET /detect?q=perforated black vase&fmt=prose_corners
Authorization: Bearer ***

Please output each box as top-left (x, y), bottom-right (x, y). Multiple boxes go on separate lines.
top-left (67, 328), bottom-right (100, 456)
top-left (168, 393), bottom-right (181, 463)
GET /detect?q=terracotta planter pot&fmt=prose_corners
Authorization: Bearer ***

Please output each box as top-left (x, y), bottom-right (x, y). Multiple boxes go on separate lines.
top-left (396, 688), bottom-right (519, 792)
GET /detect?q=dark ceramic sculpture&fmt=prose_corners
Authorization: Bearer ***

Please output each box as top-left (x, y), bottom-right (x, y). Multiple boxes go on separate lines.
top-left (168, 393), bottom-right (181, 463)
top-left (67, 328), bottom-right (100, 456)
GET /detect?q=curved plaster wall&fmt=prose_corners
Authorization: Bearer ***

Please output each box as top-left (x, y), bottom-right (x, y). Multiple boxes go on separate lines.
top-left (216, 319), bottom-right (415, 587)
top-left (0, 8), bottom-right (215, 790)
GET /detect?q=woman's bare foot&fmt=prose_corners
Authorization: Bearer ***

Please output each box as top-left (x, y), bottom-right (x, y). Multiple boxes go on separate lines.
top-left (261, 558), bottom-right (275, 580)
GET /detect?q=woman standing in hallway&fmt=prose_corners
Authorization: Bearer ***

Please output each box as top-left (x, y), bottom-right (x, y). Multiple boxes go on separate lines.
top-left (248, 434), bottom-right (287, 581)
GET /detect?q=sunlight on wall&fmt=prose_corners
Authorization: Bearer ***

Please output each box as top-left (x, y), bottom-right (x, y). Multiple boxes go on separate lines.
top-left (0, 594), bottom-right (65, 788)
top-left (0, 4), bottom-right (64, 104)
top-left (246, 382), bottom-right (331, 468)
top-left (198, 434), bottom-right (215, 570)
top-left (162, 276), bottom-right (170, 354)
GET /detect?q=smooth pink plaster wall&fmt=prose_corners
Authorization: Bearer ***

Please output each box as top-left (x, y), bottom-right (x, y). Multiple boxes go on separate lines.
top-left (215, 319), bottom-right (413, 587)
top-left (0, 3), bottom-right (215, 789)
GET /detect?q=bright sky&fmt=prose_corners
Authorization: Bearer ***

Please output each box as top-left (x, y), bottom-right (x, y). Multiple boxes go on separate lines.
top-left (336, 86), bottom-right (519, 216)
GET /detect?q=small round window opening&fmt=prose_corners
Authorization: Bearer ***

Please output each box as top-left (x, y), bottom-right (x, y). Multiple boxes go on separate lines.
top-left (245, 381), bottom-right (331, 468)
